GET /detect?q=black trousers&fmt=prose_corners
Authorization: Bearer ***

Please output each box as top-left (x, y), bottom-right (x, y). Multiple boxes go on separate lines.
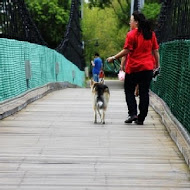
top-left (124, 70), bottom-right (153, 121)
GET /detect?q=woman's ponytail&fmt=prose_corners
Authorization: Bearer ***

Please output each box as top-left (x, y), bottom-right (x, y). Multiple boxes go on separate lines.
top-left (132, 11), bottom-right (152, 40)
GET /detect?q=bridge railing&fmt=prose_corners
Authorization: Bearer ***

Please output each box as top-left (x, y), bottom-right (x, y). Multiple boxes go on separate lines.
top-left (0, 0), bottom-right (85, 102)
top-left (0, 0), bottom-right (47, 46)
top-left (151, 0), bottom-right (190, 132)
top-left (0, 0), bottom-right (85, 70)
top-left (56, 0), bottom-right (85, 71)
top-left (0, 38), bottom-right (85, 102)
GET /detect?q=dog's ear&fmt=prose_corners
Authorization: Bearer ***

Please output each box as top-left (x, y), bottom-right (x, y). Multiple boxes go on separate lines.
top-left (99, 79), bottom-right (104, 84)
top-left (104, 87), bottom-right (110, 93)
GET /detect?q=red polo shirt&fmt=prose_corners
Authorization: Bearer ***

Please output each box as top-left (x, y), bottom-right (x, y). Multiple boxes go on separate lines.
top-left (123, 28), bottom-right (159, 74)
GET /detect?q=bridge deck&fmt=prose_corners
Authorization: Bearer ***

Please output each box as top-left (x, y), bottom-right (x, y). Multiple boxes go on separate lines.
top-left (0, 80), bottom-right (190, 189)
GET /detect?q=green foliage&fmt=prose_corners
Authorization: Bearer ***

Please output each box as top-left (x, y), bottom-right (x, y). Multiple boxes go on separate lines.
top-left (88, 0), bottom-right (130, 9)
top-left (82, 2), bottom-right (129, 67)
top-left (146, 0), bottom-right (160, 3)
top-left (88, 0), bottom-right (112, 8)
top-left (83, 0), bottom-right (162, 67)
top-left (142, 3), bottom-right (161, 20)
top-left (142, 3), bottom-right (161, 30)
top-left (25, 0), bottom-right (71, 48)
top-left (25, 0), bottom-right (161, 70)
top-left (88, 0), bottom-right (160, 26)
top-left (88, 0), bottom-right (130, 25)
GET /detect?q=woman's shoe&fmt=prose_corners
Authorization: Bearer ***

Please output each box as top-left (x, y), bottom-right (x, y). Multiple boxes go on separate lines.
top-left (125, 115), bottom-right (138, 123)
top-left (135, 120), bottom-right (144, 125)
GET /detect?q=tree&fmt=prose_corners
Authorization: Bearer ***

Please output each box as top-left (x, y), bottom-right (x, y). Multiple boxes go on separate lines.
top-left (82, 0), bottom-right (161, 70)
top-left (142, 3), bottom-right (161, 21)
top-left (88, 0), bottom-right (161, 26)
top-left (25, 0), bottom-right (71, 48)
top-left (82, 1), bottom-right (130, 67)
top-left (88, 0), bottom-right (131, 25)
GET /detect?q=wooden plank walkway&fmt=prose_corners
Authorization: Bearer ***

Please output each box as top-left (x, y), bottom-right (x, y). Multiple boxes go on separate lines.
top-left (0, 80), bottom-right (190, 189)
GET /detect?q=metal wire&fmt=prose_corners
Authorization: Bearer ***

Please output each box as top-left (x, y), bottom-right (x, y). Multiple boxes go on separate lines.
top-left (0, 0), bottom-right (47, 46)
top-left (0, 0), bottom-right (85, 70)
top-left (155, 0), bottom-right (190, 43)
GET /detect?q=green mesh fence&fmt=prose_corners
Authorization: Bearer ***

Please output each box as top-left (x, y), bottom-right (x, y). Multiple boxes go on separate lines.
top-left (151, 40), bottom-right (190, 133)
top-left (0, 38), bottom-right (85, 102)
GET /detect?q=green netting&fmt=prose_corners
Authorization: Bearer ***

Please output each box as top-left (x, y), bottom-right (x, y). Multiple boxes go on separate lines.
top-left (0, 38), bottom-right (85, 102)
top-left (151, 40), bottom-right (190, 133)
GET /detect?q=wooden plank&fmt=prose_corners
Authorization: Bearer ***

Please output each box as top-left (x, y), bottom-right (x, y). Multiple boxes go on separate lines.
top-left (0, 80), bottom-right (189, 189)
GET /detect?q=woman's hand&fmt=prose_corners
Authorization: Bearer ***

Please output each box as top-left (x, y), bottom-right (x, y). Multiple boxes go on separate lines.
top-left (153, 67), bottom-right (160, 78)
top-left (107, 49), bottom-right (130, 63)
top-left (107, 56), bottom-right (115, 63)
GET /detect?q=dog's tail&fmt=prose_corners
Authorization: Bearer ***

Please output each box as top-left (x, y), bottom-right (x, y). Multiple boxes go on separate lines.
top-left (96, 96), bottom-right (104, 109)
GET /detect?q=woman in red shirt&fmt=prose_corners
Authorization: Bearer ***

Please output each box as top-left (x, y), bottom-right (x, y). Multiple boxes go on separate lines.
top-left (107, 11), bottom-right (160, 125)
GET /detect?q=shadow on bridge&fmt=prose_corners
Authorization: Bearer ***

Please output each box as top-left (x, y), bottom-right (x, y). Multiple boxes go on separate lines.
top-left (0, 80), bottom-right (189, 189)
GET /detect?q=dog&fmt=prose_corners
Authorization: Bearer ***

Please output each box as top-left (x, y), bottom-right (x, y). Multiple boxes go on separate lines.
top-left (90, 79), bottom-right (110, 124)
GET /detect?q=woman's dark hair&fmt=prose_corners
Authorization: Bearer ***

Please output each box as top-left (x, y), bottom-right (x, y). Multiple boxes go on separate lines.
top-left (132, 11), bottom-right (152, 40)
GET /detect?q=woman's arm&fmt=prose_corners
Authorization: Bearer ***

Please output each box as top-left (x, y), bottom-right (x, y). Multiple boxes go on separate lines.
top-left (120, 56), bottom-right (127, 71)
top-left (152, 49), bottom-right (160, 68)
top-left (107, 49), bottom-right (130, 63)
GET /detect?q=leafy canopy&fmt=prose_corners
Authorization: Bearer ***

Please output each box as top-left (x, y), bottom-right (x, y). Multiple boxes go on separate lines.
top-left (82, 0), bottom-right (161, 71)
top-left (25, 0), bottom-right (71, 48)
top-left (82, 1), bottom-right (130, 67)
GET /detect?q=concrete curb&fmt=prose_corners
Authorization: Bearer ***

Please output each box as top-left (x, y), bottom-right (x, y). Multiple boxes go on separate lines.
top-left (0, 82), bottom-right (78, 120)
top-left (150, 91), bottom-right (190, 168)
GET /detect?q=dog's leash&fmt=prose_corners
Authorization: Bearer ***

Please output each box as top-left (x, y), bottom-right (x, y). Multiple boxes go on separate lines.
top-left (104, 60), bottom-right (120, 73)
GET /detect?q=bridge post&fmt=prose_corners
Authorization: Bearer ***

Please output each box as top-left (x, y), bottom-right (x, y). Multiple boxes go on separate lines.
top-left (131, 0), bottom-right (145, 14)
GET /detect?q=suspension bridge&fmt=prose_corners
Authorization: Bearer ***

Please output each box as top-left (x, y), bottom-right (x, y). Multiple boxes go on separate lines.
top-left (0, 0), bottom-right (190, 189)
